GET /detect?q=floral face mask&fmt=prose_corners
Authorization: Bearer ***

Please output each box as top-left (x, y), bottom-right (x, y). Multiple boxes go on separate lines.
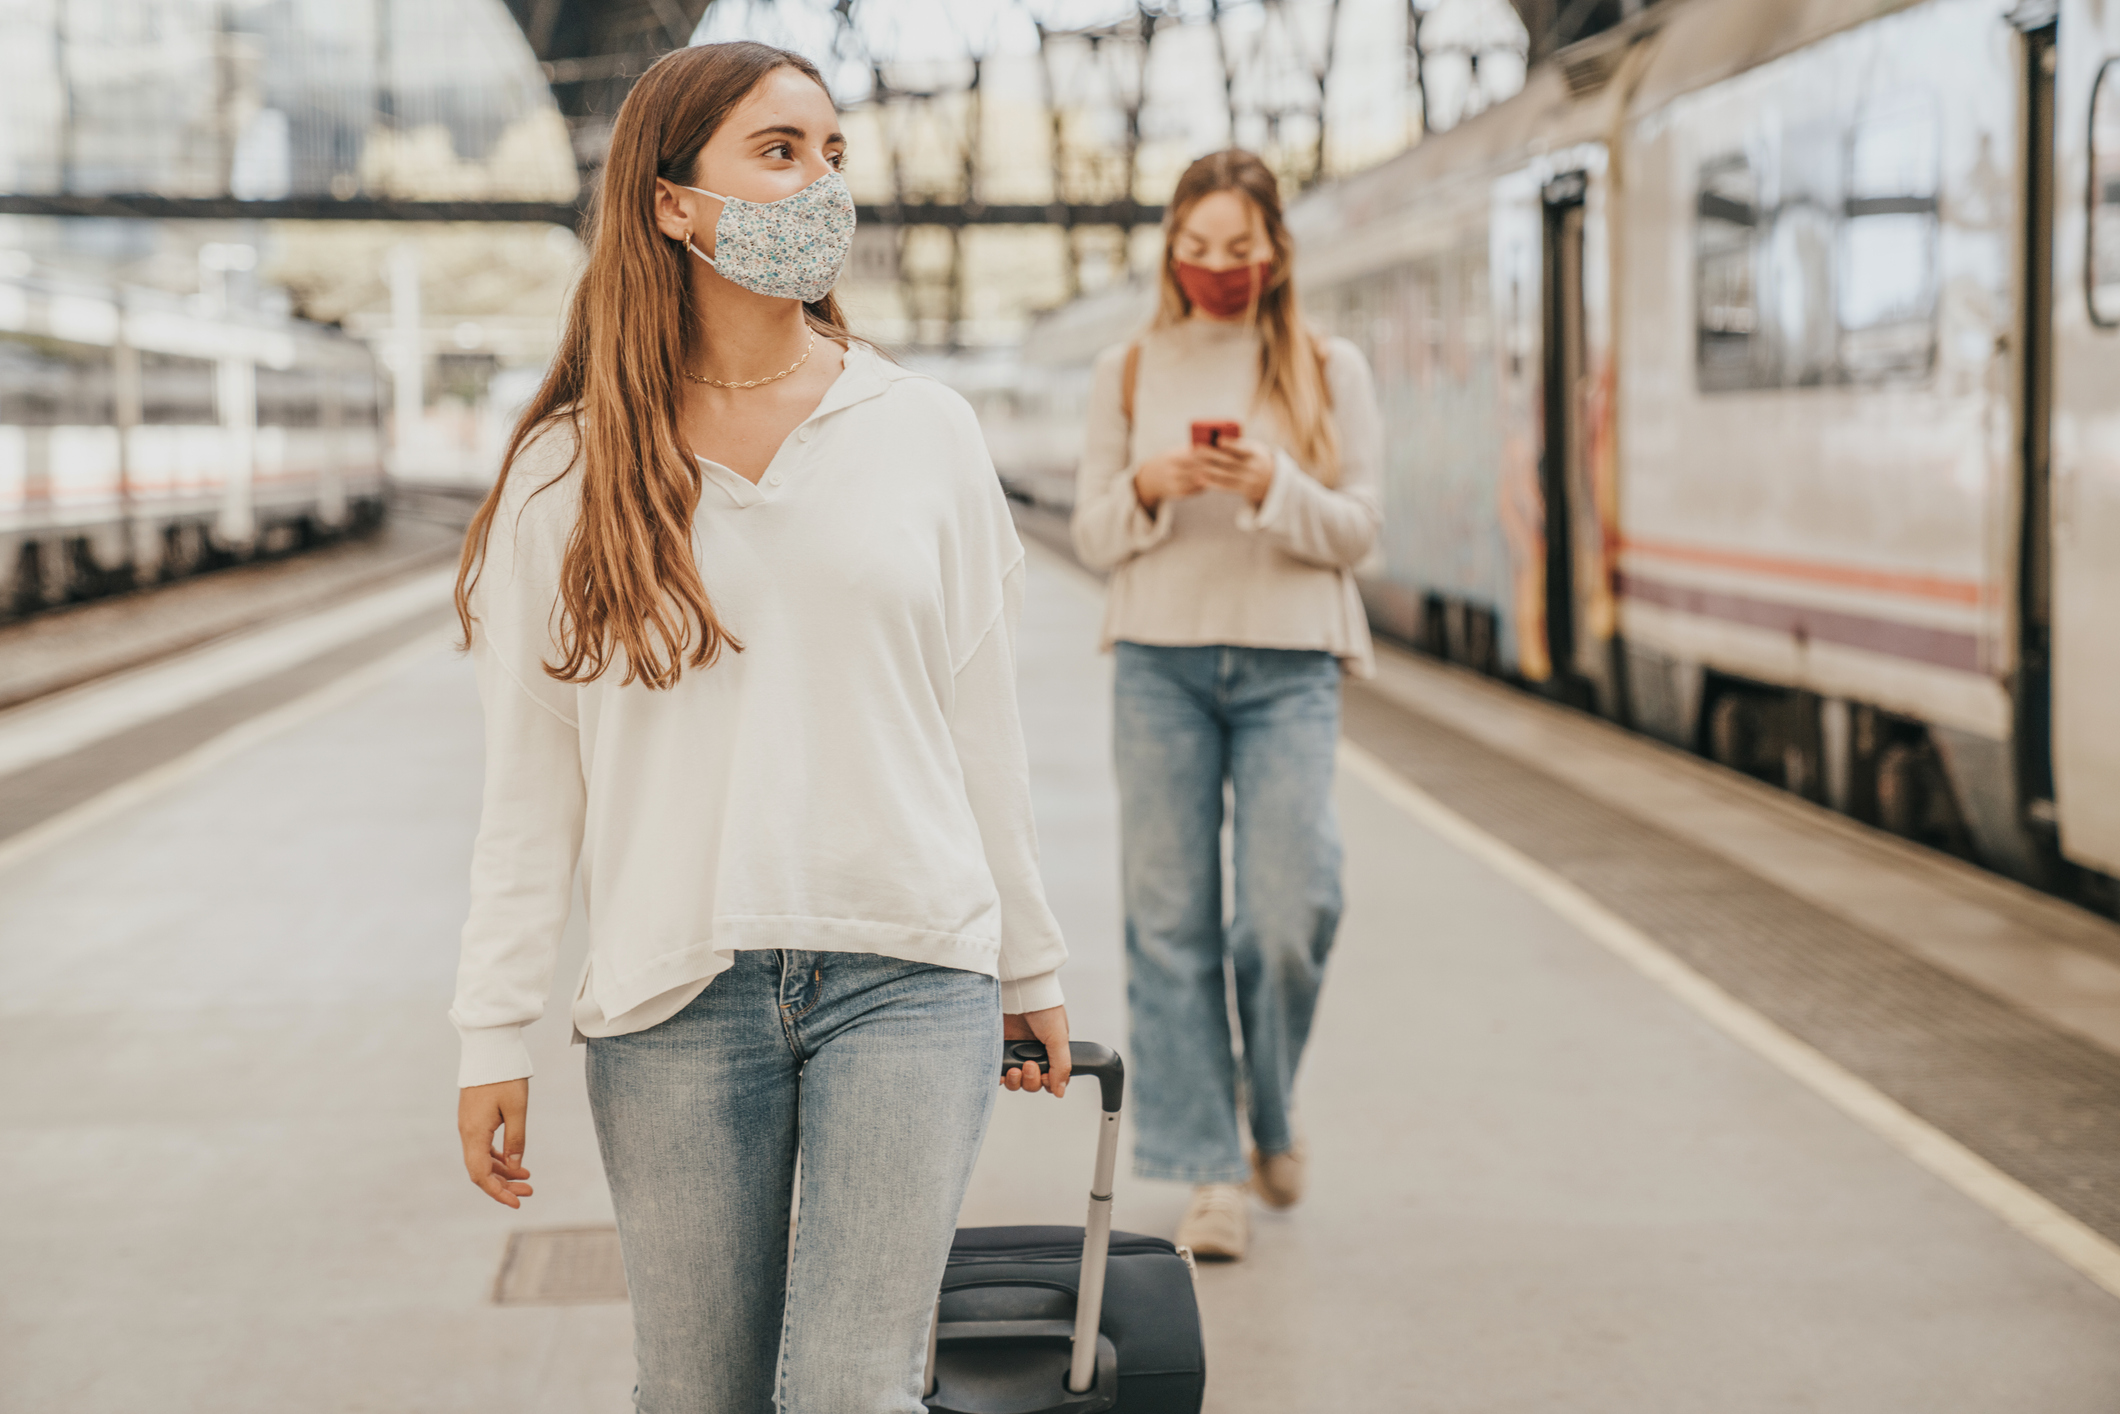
top-left (676, 169), bottom-right (856, 303)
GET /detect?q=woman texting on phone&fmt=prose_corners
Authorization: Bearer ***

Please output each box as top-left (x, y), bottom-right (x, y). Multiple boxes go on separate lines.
top-left (450, 43), bottom-right (1071, 1411)
top-left (1070, 149), bottom-right (1382, 1262)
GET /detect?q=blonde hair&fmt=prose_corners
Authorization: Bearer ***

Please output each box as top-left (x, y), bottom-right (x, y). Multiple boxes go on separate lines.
top-left (456, 43), bottom-right (858, 689)
top-left (1156, 149), bottom-right (1338, 486)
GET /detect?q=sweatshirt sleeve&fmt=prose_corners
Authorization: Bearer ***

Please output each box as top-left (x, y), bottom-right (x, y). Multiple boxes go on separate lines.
top-left (1234, 337), bottom-right (1384, 569)
top-left (449, 427), bottom-right (588, 1088)
top-left (949, 555), bottom-right (1069, 1013)
top-left (1070, 341), bottom-right (1177, 572)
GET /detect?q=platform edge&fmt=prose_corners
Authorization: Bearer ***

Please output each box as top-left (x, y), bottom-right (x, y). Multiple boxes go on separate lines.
top-left (0, 629), bottom-right (452, 875)
top-left (1337, 739), bottom-right (2120, 1306)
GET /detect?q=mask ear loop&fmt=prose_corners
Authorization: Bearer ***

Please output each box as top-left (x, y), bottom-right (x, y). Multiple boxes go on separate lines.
top-left (669, 181), bottom-right (727, 269)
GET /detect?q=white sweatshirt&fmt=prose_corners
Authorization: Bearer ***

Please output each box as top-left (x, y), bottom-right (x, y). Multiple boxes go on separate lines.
top-left (450, 344), bottom-right (1068, 1088)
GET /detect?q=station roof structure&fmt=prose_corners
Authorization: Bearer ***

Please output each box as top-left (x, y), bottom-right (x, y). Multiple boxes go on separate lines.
top-left (0, 0), bottom-right (1158, 231)
top-left (498, 0), bottom-right (713, 176)
top-left (1507, 0), bottom-right (1659, 64)
top-left (0, 0), bottom-right (585, 225)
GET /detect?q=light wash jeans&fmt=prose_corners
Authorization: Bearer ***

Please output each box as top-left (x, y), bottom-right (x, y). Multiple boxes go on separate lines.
top-left (586, 949), bottom-right (999, 1413)
top-left (1113, 642), bottom-right (1344, 1185)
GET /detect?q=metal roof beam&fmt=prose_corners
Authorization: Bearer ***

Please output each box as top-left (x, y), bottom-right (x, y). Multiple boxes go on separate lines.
top-left (0, 193), bottom-right (1165, 230)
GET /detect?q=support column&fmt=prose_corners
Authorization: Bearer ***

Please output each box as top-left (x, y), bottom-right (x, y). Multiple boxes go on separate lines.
top-left (387, 241), bottom-right (423, 479)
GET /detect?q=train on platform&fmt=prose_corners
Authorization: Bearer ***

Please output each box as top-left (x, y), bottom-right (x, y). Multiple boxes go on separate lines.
top-left (970, 0), bottom-right (2120, 906)
top-left (0, 265), bottom-right (387, 620)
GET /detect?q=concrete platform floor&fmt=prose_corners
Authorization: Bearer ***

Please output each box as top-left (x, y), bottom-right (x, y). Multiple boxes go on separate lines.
top-left (2, 538), bottom-right (2117, 1411)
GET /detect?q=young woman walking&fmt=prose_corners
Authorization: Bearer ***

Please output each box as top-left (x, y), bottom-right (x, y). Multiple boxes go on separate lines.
top-left (1071, 149), bottom-right (1382, 1262)
top-left (449, 43), bottom-right (1073, 1412)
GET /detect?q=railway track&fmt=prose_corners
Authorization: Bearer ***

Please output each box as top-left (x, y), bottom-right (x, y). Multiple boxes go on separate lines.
top-left (0, 485), bottom-right (476, 712)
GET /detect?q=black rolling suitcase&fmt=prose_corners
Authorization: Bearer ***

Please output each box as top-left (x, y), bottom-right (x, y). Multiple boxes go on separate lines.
top-left (923, 1041), bottom-right (1207, 1414)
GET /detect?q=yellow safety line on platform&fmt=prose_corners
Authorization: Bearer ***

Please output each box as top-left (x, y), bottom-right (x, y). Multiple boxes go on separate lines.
top-left (0, 629), bottom-right (452, 876)
top-left (1338, 739), bottom-right (2120, 1306)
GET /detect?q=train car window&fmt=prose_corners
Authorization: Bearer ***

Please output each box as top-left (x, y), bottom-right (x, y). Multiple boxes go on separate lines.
top-left (0, 333), bottom-right (115, 425)
top-left (435, 351), bottom-right (499, 404)
top-left (341, 368), bottom-right (382, 421)
top-left (1838, 99), bottom-right (1940, 377)
top-left (256, 366), bottom-right (322, 427)
top-left (1698, 105), bottom-right (1939, 392)
top-left (139, 351), bottom-right (218, 425)
top-left (1769, 121), bottom-right (1844, 388)
top-left (1696, 154), bottom-right (1763, 390)
top-left (1768, 200), bottom-right (1839, 386)
top-left (2089, 59), bottom-right (2120, 326)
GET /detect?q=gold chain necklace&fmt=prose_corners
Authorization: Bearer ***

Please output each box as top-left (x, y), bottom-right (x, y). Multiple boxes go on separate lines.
top-left (683, 329), bottom-right (816, 389)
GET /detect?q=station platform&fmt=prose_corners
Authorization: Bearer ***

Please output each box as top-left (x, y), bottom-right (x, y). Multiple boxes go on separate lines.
top-left (3, 534), bottom-right (2119, 1412)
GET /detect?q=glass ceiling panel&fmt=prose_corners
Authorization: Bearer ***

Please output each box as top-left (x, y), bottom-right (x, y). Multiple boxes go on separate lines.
top-left (0, 0), bottom-right (576, 202)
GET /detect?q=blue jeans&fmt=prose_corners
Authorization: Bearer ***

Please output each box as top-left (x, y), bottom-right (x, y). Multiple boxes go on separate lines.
top-left (1113, 642), bottom-right (1344, 1185)
top-left (586, 949), bottom-right (999, 1413)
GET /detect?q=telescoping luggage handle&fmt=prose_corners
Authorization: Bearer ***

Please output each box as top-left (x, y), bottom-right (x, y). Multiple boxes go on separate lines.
top-left (1003, 1041), bottom-right (1123, 1398)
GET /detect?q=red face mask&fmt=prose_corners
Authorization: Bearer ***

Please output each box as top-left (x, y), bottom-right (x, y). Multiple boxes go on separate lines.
top-left (1174, 260), bottom-right (1270, 319)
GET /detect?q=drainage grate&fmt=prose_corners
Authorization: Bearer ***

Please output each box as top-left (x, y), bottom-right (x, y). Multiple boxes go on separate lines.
top-left (493, 1226), bottom-right (629, 1305)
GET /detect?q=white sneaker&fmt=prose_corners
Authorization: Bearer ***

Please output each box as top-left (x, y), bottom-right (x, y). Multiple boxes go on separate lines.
top-left (1173, 1183), bottom-right (1250, 1261)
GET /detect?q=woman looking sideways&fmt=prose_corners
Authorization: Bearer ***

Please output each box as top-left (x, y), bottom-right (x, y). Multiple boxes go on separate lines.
top-left (449, 42), bottom-right (1072, 1413)
top-left (1071, 149), bottom-right (1382, 1262)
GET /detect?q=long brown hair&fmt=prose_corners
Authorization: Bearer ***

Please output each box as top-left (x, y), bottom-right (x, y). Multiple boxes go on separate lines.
top-left (1156, 150), bottom-right (1338, 485)
top-left (455, 42), bottom-right (857, 689)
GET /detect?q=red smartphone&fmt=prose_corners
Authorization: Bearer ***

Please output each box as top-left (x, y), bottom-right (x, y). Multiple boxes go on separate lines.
top-left (1190, 419), bottom-right (1242, 448)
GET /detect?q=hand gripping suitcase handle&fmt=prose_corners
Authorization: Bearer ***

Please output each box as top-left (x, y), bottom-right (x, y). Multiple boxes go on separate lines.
top-left (1000, 1040), bottom-right (1125, 1113)
top-left (996, 1039), bottom-right (1124, 1395)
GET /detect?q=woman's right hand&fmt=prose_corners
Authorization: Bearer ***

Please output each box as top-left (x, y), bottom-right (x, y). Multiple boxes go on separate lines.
top-left (459, 1078), bottom-right (534, 1208)
top-left (1133, 448), bottom-right (1209, 512)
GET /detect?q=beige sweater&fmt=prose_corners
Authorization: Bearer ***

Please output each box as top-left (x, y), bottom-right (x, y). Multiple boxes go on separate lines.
top-left (1069, 317), bottom-right (1384, 676)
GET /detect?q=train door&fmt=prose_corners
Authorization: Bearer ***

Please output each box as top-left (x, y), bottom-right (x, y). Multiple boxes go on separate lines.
top-left (1540, 173), bottom-right (1588, 706)
top-left (1540, 169), bottom-right (1620, 714)
top-left (2050, 0), bottom-right (2120, 877)
top-left (2016, 14), bottom-right (2058, 831)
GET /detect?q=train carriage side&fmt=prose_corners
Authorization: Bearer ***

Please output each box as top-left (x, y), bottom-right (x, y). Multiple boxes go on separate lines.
top-left (1286, 0), bottom-right (2120, 899)
top-left (2050, 0), bottom-right (2120, 882)
top-left (1615, 0), bottom-right (2032, 870)
top-left (1294, 59), bottom-right (1633, 697)
top-left (1613, 0), bottom-right (2120, 889)
top-left (1300, 166), bottom-right (1520, 674)
top-left (0, 272), bottom-right (385, 617)
top-left (256, 328), bottom-right (389, 546)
